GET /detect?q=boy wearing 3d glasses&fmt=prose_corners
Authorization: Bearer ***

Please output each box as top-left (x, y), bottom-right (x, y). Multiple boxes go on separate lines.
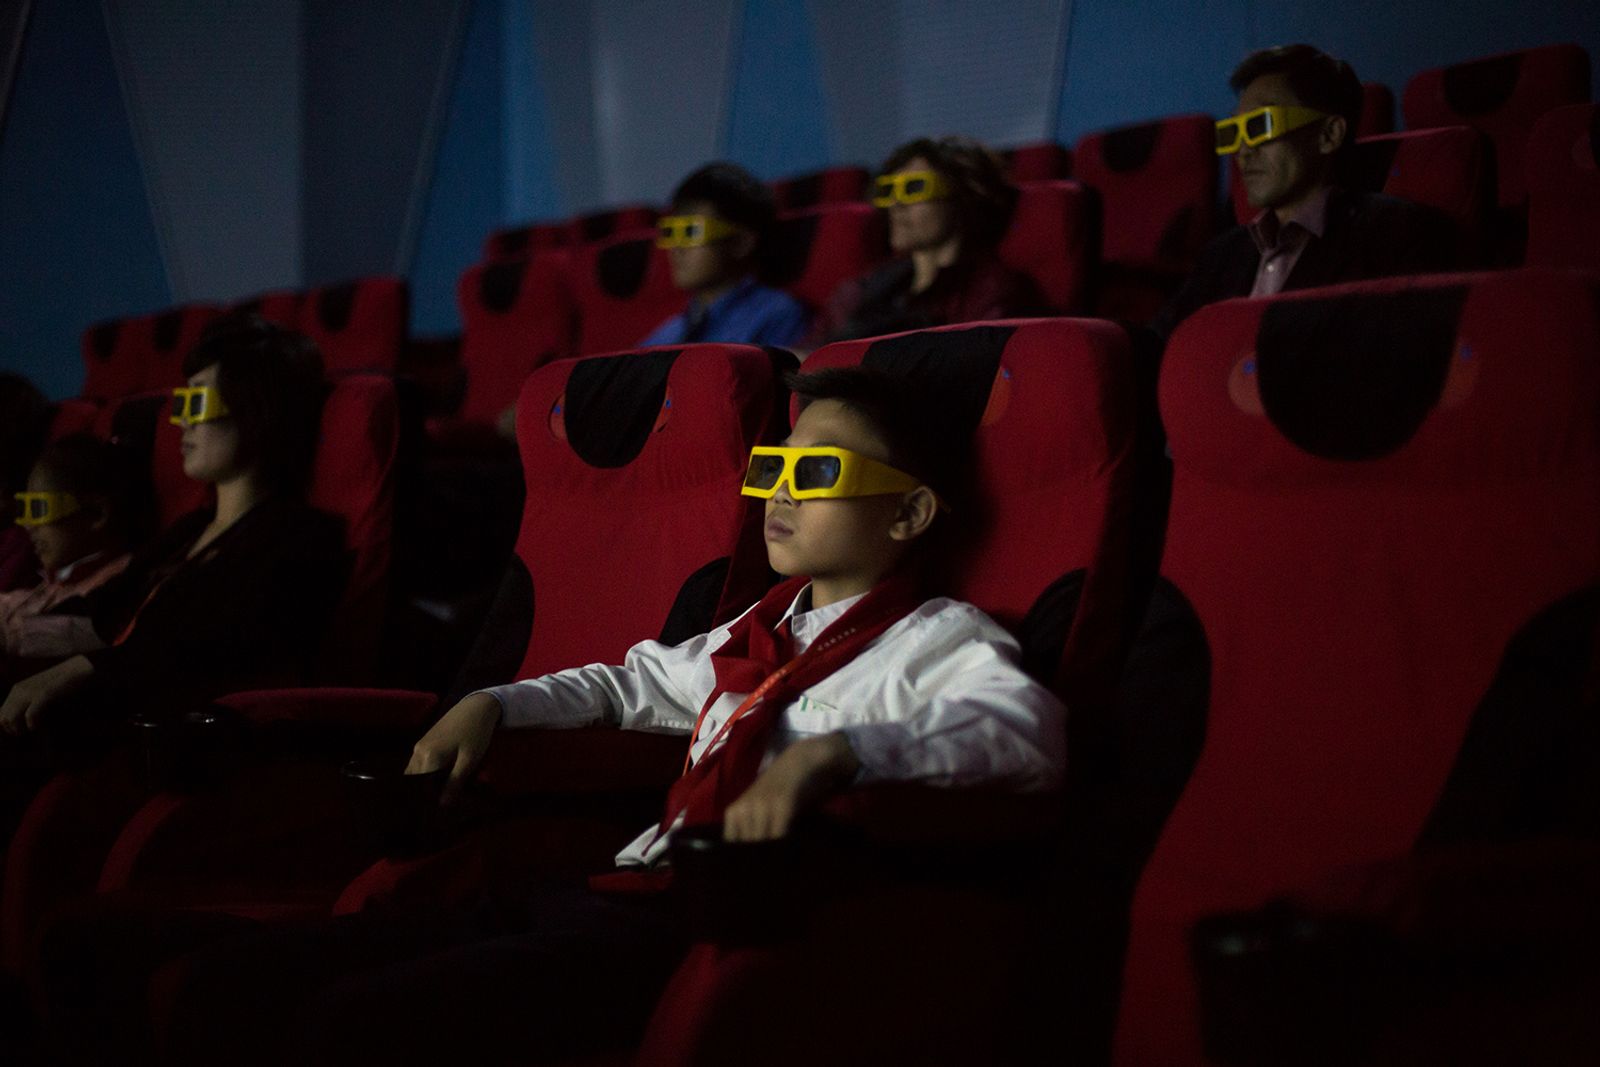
top-left (638, 162), bottom-right (809, 348)
top-left (142, 366), bottom-right (1063, 1066)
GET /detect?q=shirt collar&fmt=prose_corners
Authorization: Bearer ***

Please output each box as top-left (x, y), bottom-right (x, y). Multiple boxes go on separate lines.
top-left (781, 584), bottom-right (866, 652)
top-left (1248, 185), bottom-right (1333, 251)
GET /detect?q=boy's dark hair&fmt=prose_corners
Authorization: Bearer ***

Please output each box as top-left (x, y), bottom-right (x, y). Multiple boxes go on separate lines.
top-left (33, 432), bottom-right (149, 546)
top-left (182, 312), bottom-right (326, 497)
top-left (785, 366), bottom-right (969, 504)
top-left (1229, 44), bottom-right (1363, 168)
top-left (672, 162), bottom-right (778, 252)
top-left (880, 135), bottom-right (1018, 250)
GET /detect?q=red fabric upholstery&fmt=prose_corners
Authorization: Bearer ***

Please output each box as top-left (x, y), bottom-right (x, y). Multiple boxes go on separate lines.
top-left (1403, 44), bottom-right (1592, 207)
top-left (1358, 82), bottom-right (1396, 137)
top-left (1114, 269), bottom-right (1600, 1064)
top-left (768, 166), bottom-right (869, 210)
top-left (46, 399), bottom-right (100, 441)
top-left (1074, 114), bottom-right (1218, 274)
top-left (761, 203), bottom-right (889, 312)
top-left (1525, 103), bottom-right (1600, 270)
top-left (450, 251), bottom-right (578, 431)
top-left (483, 220), bottom-right (570, 261)
top-left (305, 374), bottom-right (400, 682)
top-left (573, 233), bottom-right (686, 354)
top-left (1003, 141), bottom-right (1072, 181)
top-left (294, 277), bottom-right (408, 375)
top-left (996, 180), bottom-right (1097, 313)
top-left (248, 289), bottom-right (303, 330)
top-left (80, 304), bottom-right (220, 402)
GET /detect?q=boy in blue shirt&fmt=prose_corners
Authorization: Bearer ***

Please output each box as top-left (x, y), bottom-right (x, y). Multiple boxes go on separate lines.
top-left (640, 163), bottom-right (810, 349)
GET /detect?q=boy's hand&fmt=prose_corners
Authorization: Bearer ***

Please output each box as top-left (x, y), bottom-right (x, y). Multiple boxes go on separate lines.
top-left (406, 693), bottom-right (502, 804)
top-left (722, 732), bottom-right (860, 843)
top-left (0, 655), bottom-right (95, 736)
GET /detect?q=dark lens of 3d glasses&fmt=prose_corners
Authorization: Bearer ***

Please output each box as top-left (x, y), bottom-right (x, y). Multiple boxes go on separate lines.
top-left (746, 454), bottom-right (786, 488)
top-left (901, 176), bottom-right (928, 198)
top-left (793, 455), bottom-right (841, 490)
top-left (1244, 111), bottom-right (1271, 140)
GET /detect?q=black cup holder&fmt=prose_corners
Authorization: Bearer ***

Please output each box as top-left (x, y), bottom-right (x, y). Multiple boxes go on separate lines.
top-left (131, 705), bottom-right (247, 791)
top-left (341, 754), bottom-right (449, 858)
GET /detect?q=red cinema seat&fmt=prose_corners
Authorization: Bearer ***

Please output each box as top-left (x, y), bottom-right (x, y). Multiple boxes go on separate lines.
top-left (760, 203), bottom-right (889, 313)
top-left (1358, 82), bottom-right (1396, 137)
top-left (567, 204), bottom-right (660, 245)
top-left (46, 399), bottom-right (100, 442)
top-left (91, 391), bottom-right (210, 532)
top-left (241, 289), bottom-right (303, 330)
top-left (1073, 115), bottom-right (1218, 319)
top-left (295, 277), bottom-right (408, 375)
top-left (1002, 141), bottom-right (1073, 181)
top-left (1525, 103), bottom-right (1600, 270)
top-left (433, 251), bottom-right (578, 446)
top-left (80, 304), bottom-right (220, 402)
top-left (1403, 44), bottom-right (1592, 208)
top-left (573, 232), bottom-right (685, 354)
top-left (483, 220), bottom-right (570, 262)
top-left (769, 166), bottom-right (869, 210)
top-left (636, 318), bottom-right (1155, 1067)
top-left (996, 180), bottom-right (1097, 313)
top-left (1112, 268), bottom-right (1600, 1065)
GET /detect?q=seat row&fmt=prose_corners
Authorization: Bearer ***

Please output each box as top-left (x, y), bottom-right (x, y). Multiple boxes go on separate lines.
top-left (8, 265), bottom-right (1597, 1063)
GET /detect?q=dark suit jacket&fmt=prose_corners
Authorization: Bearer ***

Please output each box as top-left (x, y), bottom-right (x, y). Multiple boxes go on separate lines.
top-left (1145, 188), bottom-right (1461, 351)
top-left (82, 497), bottom-right (348, 716)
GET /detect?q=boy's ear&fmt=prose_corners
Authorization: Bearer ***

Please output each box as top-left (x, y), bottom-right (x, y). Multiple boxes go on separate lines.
top-left (727, 228), bottom-right (758, 265)
top-left (888, 486), bottom-right (940, 543)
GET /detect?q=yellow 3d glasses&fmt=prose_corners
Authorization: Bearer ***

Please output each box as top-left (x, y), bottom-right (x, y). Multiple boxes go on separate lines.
top-left (656, 214), bottom-right (742, 249)
top-left (1215, 105), bottom-right (1330, 154)
top-left (741, 446), bottom-right (923, 501)
top-left (13, 491), bottom-right (80, 528)
top-left (871, 169), bottom-right (951, 208)
top-left (169, 385), bottom-right (231, 428)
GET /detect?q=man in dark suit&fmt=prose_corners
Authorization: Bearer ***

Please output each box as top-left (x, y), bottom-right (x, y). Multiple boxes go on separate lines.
top-left (1146, 44), bottom-right (1459, 351)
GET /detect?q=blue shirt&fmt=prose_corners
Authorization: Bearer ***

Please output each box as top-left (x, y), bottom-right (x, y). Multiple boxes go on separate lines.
top-left (639, 278), bottom-right (810, 348)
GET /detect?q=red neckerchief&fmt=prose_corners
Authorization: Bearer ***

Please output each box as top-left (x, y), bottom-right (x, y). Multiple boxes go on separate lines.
top-left (660, 569), bottom-right (923, 838)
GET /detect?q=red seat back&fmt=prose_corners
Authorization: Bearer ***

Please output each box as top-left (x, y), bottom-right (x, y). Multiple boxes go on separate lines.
top-left (566, 204), bottom-right (659, 246)
top-left (1114, 269), bottom-right (1600, 1064)
top-left (769, 166), bottom-right (869, 210)
top-left (1403, 44), bottom-right (1592, 207)
top-left (294, 277), bottom-right (408, 375)
top-left (572, 232), bottom-right (685, 355)
top-left (46, 400), bottom-right (100, 442)
top-left (305, 374), bottom-right (400, 682)
top-left (496, 344), bottom-right (783, 684)
top-left (1002, 141), bottom-right (1072, 181)
top-left (1358, 82), bottom-right (1396, 137)
top-left (1525, 103), bottom-right (1600, 270)
top-left (80, 304), bottom-right (220, 402)
top-left (996, 181), bottom-right (1097, 313)
top-left (1073, 115), bottom-right (1218, 274)
top-left (760, 203), bottom-right (889, 312)
top-left (93, 391), bottom-right (210, 531)
top-left (482, 220), bottom-right (570, 262)
top-left (455, 252), bottom-right (578, 426)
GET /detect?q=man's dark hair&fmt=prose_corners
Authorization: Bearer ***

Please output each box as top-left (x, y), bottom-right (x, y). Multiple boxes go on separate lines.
top-left (672, 162), bottom-right (778, 252)
top-left (785, 365), bottom-right (970, 504)
top-left (880, 135), bottom-right (1018, 250)
top-left (33, 432), bottom-right (150, 545)
top-left (182, 312), bottom-right (326, 497)
top-left (1230, 44), bottom-right (1363, 167)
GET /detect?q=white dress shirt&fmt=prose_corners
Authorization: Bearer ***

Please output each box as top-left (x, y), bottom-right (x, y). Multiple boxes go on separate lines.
top-left (477, 585), bottom-right (1068, 867)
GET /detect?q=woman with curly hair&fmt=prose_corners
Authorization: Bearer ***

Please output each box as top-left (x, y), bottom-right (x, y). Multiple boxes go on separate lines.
top-left (807, 135), bottom-right (1043, 346)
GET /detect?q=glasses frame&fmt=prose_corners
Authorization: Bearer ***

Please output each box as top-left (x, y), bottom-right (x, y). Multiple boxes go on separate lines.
top-left (871, 169), bottom-right (952, 208)
top-left (169, 385), bottom-right (232, 428)
top-left (1215, 105), bottom-right (1331, 155)
top-left (741, 445), bottom-right (927, 502)
top-left (14, 491), bottom-right (81, 528)
top-left (655, 214), bottom-right (743, 249)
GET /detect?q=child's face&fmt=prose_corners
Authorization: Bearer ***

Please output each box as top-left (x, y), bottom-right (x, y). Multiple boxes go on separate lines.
top-left (763, 400), bottom-right (911, 595)
top-left (23, 467), bottom-right (99, 574)
top-left (665, 200), bottom-right (750, 296)
top-left (179, 364), bottom-right (245, 484)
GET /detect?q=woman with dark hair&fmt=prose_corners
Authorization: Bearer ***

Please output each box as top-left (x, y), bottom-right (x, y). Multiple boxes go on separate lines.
top-left (0, 314), bottom-right (348, 736)
top-left (806, 135), bottom-right (1044, 346)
